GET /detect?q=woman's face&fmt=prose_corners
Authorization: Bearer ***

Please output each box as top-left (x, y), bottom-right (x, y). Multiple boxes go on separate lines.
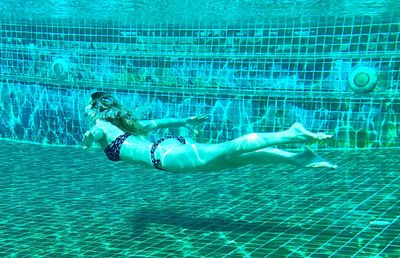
top-left (84, 94), bottom-right (117, 121)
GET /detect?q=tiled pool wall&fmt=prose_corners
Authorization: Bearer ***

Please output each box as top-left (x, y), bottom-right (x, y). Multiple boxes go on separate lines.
top-left (0, 16), bottom-right (399, 148)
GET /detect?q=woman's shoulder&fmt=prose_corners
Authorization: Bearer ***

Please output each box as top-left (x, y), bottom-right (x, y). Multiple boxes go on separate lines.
top-left (95, 119), bottom-right (121, 132)
top-left (95, 119), bottom-right (107, 127)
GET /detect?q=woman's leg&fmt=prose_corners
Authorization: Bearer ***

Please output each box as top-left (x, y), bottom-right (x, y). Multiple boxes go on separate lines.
top-left (161, 123), bottom-right (334, 172)
top-left (228, 148), bottom-right (337, 169)
top-left (209, 122), bottom-right (332, 157)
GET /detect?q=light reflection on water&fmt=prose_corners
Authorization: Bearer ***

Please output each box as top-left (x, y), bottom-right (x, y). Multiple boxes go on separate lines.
top-left (1, 0), bottom-right (399, 23)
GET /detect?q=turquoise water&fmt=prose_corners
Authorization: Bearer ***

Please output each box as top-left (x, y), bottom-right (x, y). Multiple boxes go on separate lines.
top-left (0, 0), bottom-right (399, 256)
top-left (1, 0), bottom-right (399, 23)
top-left (1, 140), bottom-right (399, 256)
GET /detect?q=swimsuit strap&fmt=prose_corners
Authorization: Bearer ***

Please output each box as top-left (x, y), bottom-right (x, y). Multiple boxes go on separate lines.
top-left (150, 136), bottom-right (186, 170)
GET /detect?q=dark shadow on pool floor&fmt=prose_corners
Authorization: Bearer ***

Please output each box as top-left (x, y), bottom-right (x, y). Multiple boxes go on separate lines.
top-left (124, 207), bottom-right (353, 237)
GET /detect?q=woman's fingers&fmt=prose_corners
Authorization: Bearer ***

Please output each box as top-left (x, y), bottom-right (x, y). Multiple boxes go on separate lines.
top-left (185, 115), bottom-right (208, 134)
top-left (192, 114), bottom-right (208, 123)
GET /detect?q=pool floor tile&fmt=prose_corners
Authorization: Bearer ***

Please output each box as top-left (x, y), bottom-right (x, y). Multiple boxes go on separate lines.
top-left (0, 140), bottom-right (399, 256)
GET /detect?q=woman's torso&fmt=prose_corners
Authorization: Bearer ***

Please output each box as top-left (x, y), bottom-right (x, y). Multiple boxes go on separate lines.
top-left (95, 119), bottom-right (153, 166)
top-left (94, 119), bottom-right (197, 170)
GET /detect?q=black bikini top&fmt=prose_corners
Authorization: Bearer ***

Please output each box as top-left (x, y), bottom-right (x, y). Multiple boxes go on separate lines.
top-left (104, 133), bottom-right (131, 161)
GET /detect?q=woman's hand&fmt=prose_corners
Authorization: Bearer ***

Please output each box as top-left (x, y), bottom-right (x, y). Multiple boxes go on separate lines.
top-left (82, 126), bottom-right (104, 150)
top-left (82, 131), bottom-right (94, 150)
top-left (184, 115), bottom-right (208, 134)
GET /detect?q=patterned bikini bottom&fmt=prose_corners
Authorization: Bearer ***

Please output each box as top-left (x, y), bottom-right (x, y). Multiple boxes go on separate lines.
top-left (150, 136), bottom-right (186, 170)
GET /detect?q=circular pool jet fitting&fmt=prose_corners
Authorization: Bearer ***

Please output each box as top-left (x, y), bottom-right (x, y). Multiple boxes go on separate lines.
top-left (348, 67), bottom-right (378, 93)
top-left (51, 58), bottom-right (69, 80)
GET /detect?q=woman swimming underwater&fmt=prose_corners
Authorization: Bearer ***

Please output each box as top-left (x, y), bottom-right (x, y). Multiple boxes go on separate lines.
top-left (82, 92), bottom-right (337, 172)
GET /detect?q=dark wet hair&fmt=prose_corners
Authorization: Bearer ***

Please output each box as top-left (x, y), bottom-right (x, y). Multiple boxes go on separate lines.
top-left (89, 92), bottom-right (148, 135)
top-left (89, 92), bottom-right (119, 111)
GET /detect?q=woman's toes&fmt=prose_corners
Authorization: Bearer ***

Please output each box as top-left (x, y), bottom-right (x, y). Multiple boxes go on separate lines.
top-left (314, 133), bottom-right (333, 140)
top-left (306, 161), bottom-right (337, 169)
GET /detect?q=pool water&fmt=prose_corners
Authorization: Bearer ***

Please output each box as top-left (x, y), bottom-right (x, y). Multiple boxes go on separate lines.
top-left (0, 140), bottom-right (398, 257)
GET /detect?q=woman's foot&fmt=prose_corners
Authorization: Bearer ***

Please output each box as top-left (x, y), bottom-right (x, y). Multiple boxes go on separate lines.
top-left (306, 161), bottom-right (338, 170)
top-left (296, 148), bottom-right (337, 170)
top-left (289, 123), bottom-right (333, 142)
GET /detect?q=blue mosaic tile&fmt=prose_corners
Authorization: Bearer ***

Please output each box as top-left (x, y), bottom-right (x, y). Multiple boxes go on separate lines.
top-left (1, 82), bottom-right (399, 148)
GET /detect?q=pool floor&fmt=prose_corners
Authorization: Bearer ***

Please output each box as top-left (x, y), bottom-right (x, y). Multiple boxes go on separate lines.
top-left (0, 140), bottom-right (399, 257)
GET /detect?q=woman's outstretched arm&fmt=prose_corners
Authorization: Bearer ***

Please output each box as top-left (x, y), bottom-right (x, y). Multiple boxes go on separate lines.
top-left (140, 115), bottom-right (208, 134)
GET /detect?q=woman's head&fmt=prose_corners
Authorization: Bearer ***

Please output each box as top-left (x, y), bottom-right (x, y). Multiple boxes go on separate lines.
top-left (89, 92), bottom-right (121, 111)
top-left (85, 92), bottom-right (120, 119)
top-left (84, 91), bottom-right (148, 135)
